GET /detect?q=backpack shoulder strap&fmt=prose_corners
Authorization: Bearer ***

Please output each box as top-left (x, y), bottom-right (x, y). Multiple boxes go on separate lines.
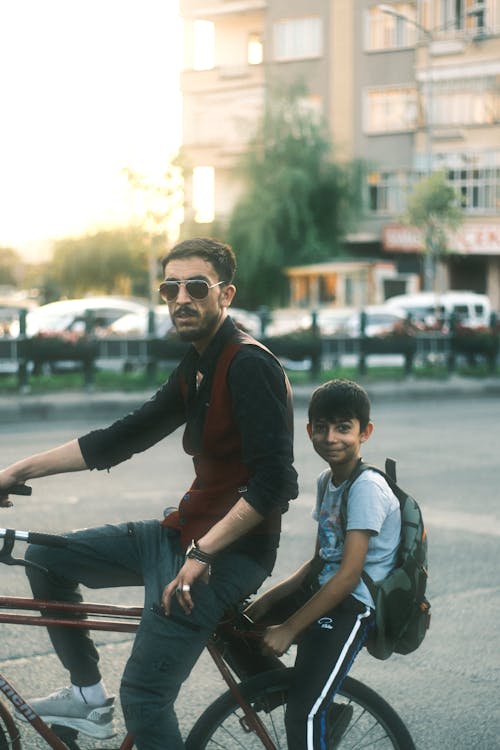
top-left (339, 459), bottom-right (371, 535)
top-left (385, 457), bottom-right (397, 483)
top-left (340, 457), bottom-right (400, 533)
top-left (339, 458), bottom-right (400, 603)
top-left (317, 469), bottom-right (332, 504)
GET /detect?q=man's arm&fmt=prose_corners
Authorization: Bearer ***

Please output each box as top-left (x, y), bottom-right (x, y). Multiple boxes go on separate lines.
top-left (261, 530), bottom-right (370, 656)
top-left (162, 496), bottom-right (264, 614)
top-left (0, 439), bottom-right (88, 506)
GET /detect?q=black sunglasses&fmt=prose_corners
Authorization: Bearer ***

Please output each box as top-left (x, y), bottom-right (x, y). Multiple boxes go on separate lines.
top-left (158, 278), bottom-right (225, 302)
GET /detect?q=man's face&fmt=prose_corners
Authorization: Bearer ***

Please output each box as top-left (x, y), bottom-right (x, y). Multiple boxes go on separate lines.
top-left (162, 256), bottom-right (235, 350)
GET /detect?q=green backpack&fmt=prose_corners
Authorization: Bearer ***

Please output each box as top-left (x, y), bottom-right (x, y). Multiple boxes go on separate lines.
top-left (340, 458), bottom-right (431, 661)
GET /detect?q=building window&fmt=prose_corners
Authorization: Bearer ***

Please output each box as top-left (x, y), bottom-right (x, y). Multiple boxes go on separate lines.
top-left (431, 77), bottom-right (500, 126)
top-left (248, 32), bottom-right (263, 65)
top-left (193, 20), bottom-right (214, 71)
top-left (365, 4), bottom-right (417, 50)
top-left (273, 17), bottom-right (322, 61)
top-left (447, 164), bottom-right (500, 213)
top-left (365, 86), bottom-right (417, 133)
top-left (192, 166), bottom-right (214, 223)
top-left (439, 0), bottom-right (465, 30)
top-left (367, 171), bottom-right (410, 214)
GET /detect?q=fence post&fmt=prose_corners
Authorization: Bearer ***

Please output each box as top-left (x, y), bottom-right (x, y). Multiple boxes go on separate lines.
top-left (446, 313), bottom-right (457, 374)
top-left (17, 308), bottom-right (29, 392)
top-left (404, 313), bottom-right (414, 377)
top-left (488, 311), bottom-right (498, 374)
top-left (357, 310), bottom-right (367, 376)
top-left (146, 307), bottom-right (157, 384)
top-left (310, 310), bottom-right (321, 378)
top-left (258, 306), bottom-right (270, 338)
top-left (83, 309), bottom-right (96, 390)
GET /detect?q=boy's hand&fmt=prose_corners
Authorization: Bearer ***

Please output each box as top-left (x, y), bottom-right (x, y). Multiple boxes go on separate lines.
top-left (244, 594), bottom-right (273, 623)
top-left (261, 623), bottom-right (296, 657)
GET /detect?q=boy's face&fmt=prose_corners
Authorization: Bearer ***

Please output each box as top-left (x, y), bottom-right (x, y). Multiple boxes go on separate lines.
top-left (307, 416), bottom-right (373, 471)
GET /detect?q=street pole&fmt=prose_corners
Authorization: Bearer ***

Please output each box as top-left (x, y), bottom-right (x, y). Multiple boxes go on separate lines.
top-left (378, 4), bottom-right (434, 290)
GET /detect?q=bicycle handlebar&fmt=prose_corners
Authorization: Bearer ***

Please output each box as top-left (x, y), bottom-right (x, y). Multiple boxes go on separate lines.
top-left (7, 484), bottom-right (33, 496)
top-left (0, 528), bottom-right (68, 548)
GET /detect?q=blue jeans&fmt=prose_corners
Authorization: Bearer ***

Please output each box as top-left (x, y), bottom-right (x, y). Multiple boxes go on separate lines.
top-left (25, 519), bottom-right (268, 750)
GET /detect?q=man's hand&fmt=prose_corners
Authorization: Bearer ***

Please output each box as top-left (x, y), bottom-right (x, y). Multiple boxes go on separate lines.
top-left (161, 557), bottom-right (210, 616)
top-left (0, 470), bottom-right (22, 508)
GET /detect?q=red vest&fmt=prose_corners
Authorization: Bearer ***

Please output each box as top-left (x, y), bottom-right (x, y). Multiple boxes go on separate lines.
top-left (162, 332), bottom-right (290, 550)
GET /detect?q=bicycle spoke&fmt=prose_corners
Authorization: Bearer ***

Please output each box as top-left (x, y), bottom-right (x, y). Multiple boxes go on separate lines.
top-left (186, 670), bottom-right (414, 750)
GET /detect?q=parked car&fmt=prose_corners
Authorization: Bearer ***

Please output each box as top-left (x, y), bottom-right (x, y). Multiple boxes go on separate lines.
top-left (338, 305), bottom-right (408, 338)
top-left (9, 297), bottom-right (149, 339)
top-left (108, 305), bottom-right (172, 337)
top-left (384, 291), bottom-right (491, 330)
top-left (108, 306), bottom-right (261, 338)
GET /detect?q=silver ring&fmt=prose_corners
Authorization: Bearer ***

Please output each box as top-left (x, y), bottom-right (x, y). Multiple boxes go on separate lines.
top-left (182, 584), bottom-right (191, 592)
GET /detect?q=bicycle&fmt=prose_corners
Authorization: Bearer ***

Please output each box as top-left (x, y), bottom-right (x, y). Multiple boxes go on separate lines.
top-left (0, 489), bottom-right (416, 749)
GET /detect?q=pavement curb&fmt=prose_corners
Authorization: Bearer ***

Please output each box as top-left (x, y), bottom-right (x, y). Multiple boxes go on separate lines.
top-left (0, 377), bottom-right (499, 423)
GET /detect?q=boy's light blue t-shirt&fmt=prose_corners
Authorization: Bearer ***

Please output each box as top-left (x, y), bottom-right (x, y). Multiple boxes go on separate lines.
top-left (312, 467), bottom-right (401, 609)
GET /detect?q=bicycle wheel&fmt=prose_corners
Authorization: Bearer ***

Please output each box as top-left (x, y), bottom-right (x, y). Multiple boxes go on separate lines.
top-left (185, 667), bottom-right (415, 750)
top-left (0, 701), bottom-right (21, 750)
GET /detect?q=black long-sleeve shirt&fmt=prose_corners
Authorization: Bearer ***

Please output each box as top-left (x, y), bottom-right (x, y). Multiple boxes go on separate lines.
top-left (78, 316), bottom-right (298, 524)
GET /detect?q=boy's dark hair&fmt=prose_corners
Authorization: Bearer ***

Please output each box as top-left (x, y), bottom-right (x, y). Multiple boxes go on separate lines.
top-left (162, 237), bottom-right (237, 283)
top-left (308, 379), bottom-right (371, 430)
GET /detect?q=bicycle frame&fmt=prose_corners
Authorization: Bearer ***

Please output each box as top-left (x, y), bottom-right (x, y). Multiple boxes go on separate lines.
top-left (0, 596), bottom-right (277, 750)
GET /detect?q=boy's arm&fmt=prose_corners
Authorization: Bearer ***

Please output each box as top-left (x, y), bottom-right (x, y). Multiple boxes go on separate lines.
top-left (244, 537), bottom-right (320, 623)
top-left (244, 558), bottom-right (314, 623)
top-left (262, 530), bottom-right (370, 656)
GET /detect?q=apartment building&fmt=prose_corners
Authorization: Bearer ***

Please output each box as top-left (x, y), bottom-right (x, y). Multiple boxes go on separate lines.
top-left (179, 0), bottom-right (500, 308)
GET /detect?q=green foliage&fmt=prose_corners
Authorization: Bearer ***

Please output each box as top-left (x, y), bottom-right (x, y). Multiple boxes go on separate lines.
top-left (406, 171), bottom-right (463, 290)
top-left (227, 83), bottom-right (364, 308)
top-left (51, 227), bottom-right (152, 298)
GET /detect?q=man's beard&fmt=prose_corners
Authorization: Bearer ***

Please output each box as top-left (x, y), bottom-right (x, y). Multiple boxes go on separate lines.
top-left (173, 305), bottom-right (222, 342)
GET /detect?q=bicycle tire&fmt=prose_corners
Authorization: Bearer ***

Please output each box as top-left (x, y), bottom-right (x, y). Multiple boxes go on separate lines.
top-left (185, 667), bottom-right (416, 750)
top-left (0, 700), bottom-right (21, 750)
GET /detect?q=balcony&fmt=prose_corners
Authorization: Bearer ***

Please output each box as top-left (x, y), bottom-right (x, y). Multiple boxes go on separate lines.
top-left (181, 62), bottom-right (264, 92)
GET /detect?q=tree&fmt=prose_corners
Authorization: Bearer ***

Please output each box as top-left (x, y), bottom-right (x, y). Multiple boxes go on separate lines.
top-left (406, 170), bottom-right (463, 292)
top-left (51, 227), bottom-right (152, 298)
top-left (124, 162), bottom-right (183, 303)
top-left (226, 83), bottom-right (364, 308)
top-left (0, 247), bottom-right (24, 289)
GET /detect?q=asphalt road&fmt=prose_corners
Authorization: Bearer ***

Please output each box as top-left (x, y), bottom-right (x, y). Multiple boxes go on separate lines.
top-left (1, 396), bottom-right (499, 749)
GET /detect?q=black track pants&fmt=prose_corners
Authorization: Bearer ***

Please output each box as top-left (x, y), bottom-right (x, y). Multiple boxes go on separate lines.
top-left (285, 596), bottom-right (374, 750)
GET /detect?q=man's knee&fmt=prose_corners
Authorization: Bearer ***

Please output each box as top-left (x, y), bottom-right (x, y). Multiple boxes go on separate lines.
top-left (120, 680), bottom-right (182, 748)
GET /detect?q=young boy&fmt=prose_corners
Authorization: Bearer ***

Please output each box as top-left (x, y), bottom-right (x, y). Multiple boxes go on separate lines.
top-left (245, 378), bottom-right (401, 750)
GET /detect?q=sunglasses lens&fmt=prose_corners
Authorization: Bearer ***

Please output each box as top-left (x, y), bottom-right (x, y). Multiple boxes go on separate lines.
top-left (160, 282), bottom-right (180, 301)
top-left (159, 280), bottom-right (211, 301)
top-left (185, 280), bottom-right (209, 299)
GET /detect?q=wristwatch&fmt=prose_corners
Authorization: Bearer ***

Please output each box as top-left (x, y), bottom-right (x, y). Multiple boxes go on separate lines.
top-left (186, 539), bottom-right (215, 565)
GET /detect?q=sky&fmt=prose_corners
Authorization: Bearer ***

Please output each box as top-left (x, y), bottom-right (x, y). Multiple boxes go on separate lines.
top-left (0, 1), bottom-right (182, 261)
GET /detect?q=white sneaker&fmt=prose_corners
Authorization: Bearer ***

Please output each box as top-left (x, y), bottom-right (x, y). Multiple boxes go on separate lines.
top-left (17, 686), bottom-right (116, 739)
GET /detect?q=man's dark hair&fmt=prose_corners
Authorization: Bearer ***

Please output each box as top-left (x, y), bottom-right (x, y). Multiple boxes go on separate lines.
top-left (308, 379), bottom-right (371, 430)
top-left (162, 237), bottom-right (236, 283)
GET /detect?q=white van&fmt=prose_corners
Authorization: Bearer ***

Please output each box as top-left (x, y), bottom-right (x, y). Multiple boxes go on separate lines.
top-left (384, 291), bottom-right (491, 329)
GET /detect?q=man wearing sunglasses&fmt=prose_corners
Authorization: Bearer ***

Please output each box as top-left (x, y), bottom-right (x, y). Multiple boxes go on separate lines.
top-left (0, 237), bottom-right (298, 750)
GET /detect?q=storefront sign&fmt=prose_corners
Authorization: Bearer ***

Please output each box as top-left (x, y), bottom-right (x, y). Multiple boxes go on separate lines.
top-left (383, 223), bottom-right (500, 255)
